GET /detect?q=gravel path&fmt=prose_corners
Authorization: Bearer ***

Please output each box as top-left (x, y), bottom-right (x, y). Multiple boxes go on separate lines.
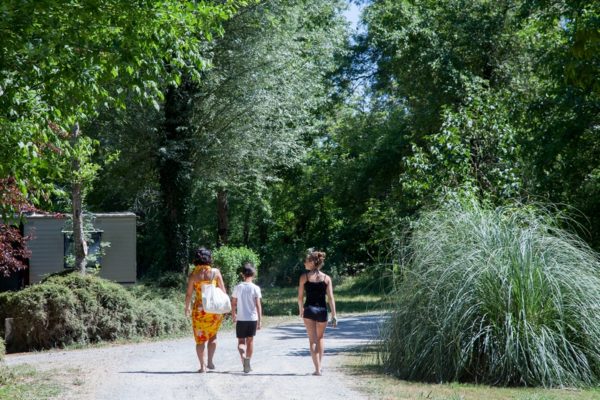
top-left (5, 314), bottom-right (384, 400)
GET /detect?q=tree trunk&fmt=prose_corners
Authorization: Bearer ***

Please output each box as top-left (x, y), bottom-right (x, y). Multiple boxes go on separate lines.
top-left (71, 123), bottom-right (88, 273)
top-left (158, 81), bottom-right (194, 274)
top-left (242, 204), bottom-right (251, 246)
top-left (216, 189), bottom-right (229, 247)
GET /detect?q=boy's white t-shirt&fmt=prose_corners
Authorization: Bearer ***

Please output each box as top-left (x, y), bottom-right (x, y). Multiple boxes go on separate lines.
top-left (232, 282), bottom-right (262, 321)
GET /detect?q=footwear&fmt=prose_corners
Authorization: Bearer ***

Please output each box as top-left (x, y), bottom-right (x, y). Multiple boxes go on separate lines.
top-left (243, 357), bottom-right (251, 373)
top-left (312, 371), bottom-right (322, 376)
top-left (207, 362), bottom-right (215, 370)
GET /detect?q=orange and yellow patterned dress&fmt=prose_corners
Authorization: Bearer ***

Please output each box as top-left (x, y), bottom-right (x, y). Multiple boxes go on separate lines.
top-left (191, 265), bottom-right (224, 344)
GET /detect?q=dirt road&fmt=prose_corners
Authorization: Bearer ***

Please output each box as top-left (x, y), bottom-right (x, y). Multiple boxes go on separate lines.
top-left (5, 314), bottom-right (384, 400)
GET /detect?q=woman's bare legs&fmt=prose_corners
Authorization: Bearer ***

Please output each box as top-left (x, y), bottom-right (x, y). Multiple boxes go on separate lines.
top-left (303, 318), bottom-right (327, 375)
top-left (195, 343), bottom-right (207, 372)
top-left (315, 321), bottom-right (326, 371)
top-left (207, 336), bottom-right (217, 369)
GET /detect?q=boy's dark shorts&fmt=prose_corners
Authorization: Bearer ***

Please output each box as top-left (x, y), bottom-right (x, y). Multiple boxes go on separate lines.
top-left (236, 321), bottom-right (258, 338)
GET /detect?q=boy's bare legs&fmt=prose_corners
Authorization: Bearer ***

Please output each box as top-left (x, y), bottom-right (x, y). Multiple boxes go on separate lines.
top-left (237, 338), bottom-right (246, 361)
top-left (245, 336), bottom-right (255, 359)
top-left (207, 336), bottom-right (217, 369)
top-left (195, 343), bottom-right (207, 372)
top-left (238, 337), bottom-right (254, 372)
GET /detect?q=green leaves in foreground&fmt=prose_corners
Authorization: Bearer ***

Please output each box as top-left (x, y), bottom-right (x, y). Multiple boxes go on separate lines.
top-left (382, 200), bottom-right (600, 387)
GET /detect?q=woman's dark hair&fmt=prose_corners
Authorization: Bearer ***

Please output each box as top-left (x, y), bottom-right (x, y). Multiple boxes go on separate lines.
top-left (306, 250), bottom-right (326, 269)
top-left (193, 247), bottom-right (212, 265)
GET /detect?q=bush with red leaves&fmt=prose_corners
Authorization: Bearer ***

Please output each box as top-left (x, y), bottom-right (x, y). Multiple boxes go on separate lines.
top-left (0, 225), bottom-right (31, 277)
top-left (0, 177), bottom-right (35, 277)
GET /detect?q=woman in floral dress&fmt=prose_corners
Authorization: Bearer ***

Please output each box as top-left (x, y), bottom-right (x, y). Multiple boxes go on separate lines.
top-left (185, 247), bottom-right (227, 372)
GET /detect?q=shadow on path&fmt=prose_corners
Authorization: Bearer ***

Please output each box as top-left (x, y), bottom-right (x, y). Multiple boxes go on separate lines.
top-left (272, 314), bottom-right (386, 342)
top-left (120, 370), bottom-right (200, 375)
top-left (120, 370), bottom-right (305, 377)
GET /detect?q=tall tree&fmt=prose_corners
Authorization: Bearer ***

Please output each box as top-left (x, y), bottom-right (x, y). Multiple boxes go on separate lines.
top-left (1, 0), bottom-right (249, 272)
top-left (189, 0), bottom-right (348, 247)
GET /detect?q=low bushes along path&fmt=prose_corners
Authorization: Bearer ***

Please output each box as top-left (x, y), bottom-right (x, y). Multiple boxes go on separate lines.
top-left (5, 313), bottom-right (384, 400)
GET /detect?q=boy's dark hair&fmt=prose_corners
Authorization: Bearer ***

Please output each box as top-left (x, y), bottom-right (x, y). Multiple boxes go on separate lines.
top-left (241, 262), bottom-right (256, 277)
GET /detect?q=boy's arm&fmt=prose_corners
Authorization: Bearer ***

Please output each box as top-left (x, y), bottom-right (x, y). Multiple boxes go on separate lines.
top-left (231, 297), bottom-right (238, 322)
top-left (255, 297), bottom-right (262, 330)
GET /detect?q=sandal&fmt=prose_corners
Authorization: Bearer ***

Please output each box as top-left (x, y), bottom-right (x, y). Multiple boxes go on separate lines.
top-left (243, 357), bottom-right (251, 373)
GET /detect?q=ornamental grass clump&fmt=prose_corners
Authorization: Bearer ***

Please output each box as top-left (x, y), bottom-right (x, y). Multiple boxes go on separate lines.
top-left (382, 201), bottom-right (600, 387)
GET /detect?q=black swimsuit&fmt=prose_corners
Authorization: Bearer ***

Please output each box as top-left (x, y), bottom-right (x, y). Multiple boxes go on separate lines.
top-left (303, 272), bottom-right (328, 322)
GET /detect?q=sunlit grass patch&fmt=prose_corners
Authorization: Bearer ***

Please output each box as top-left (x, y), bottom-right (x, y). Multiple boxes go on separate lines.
top-left (262, 278), bottom-right (389, 316)
top-left (343, 347), bottom-right (600, 400)
top-left (0, 364), bottom-right (62, 400)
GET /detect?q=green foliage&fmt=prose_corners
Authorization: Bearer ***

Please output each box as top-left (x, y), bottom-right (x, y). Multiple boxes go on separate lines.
top-left (43, 274), bottom-right (137, 342)
top-left (0, 337), bottom-right (5, 362)
top-left (401, 85), bottom-right (522, 204)
top-left (212, 246), bottom-right (260, 292)
top-left (189, 0), bottom-right (348, 193)
top-left (0, 0), bottom-right (249, 215)
top-left (382, 199), bottom-right (600, 387)
top-left (0, 274), bottom-right (188, 352)
top-left (1, 282), bottom-right (85, 351)
top-left (128, 284), bottom-right (188, 337)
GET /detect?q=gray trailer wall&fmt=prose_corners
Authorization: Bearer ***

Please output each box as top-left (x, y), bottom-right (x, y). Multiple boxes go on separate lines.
top-left (94, 214), bottom-right (136, 284)
top-left (24, 213), bottom-right (136, 284)
top-left (23, 217), bottom-right (64, 283)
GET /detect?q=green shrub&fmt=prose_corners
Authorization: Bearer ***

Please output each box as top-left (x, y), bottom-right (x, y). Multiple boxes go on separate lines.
top-left (155, 271), bottom-right (186, 289)
top-left (0, 337), bottom-right (5, 362)
top-left (0, 291), bottom-right (12, 338)
top-left (44, 274), bottom-right (137, 341)
top-left (1, 273), bottom-right (188, 352)
top-left (212, 246), bottom-right (260, 292)
top-left (382, 200), bottom-right (600, 387)
top-left (7, 282), bottom-right (85, 351)
top-left (134, 297), bottom-right (188, 337)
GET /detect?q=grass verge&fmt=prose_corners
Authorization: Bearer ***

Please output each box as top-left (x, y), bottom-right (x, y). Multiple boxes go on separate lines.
top-left (0, 364), bottom-right (64, 400)
top-left (341, 347), bottom-right (600, 400)
top-left (262, 277), bottom-right (390, 316)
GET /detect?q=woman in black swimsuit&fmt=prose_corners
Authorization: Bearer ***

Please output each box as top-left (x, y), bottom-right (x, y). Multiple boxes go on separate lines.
top-left (297, 250), bottom-right (337, 376)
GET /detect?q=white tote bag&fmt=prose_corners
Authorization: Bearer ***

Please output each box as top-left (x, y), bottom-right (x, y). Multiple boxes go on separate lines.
top-left (201, 269), bottom-right (231, 314)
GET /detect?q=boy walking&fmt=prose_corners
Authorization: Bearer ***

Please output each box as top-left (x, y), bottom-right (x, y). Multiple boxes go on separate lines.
top-left (231, 262), bottom-right (262, 373)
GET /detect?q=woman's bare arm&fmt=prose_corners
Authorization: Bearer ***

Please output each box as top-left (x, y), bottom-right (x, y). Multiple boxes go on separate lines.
top-left (298, 274), bottom-right (306, 318)
top-left (216, 269), bottom-right (226, 292)
top-left (184, 273), bottom-right (196, 317)
top-left (326, 275), bottom-right (337, 326)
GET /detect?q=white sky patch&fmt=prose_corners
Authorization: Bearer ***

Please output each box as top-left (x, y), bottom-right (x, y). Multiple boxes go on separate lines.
top-left (343, 1), bottom-right (362, 32)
